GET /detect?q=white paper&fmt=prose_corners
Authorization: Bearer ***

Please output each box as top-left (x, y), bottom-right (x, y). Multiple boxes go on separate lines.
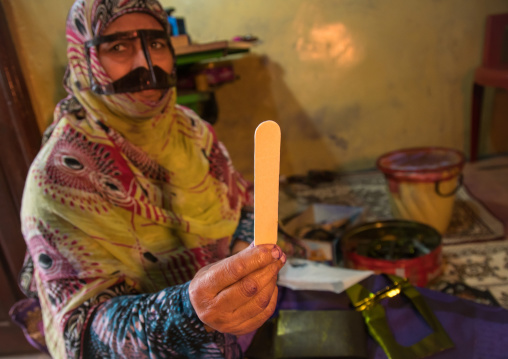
top-left (278, 258), bottom-right (373, 294)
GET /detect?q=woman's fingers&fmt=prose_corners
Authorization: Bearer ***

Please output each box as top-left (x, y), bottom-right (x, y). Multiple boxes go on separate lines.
top-left (213, 256), bottom-right (283, 312)
top-left (232, 274), bottom-right (278, 318)
top-left (188, 243), bottom-right (286, 334)
top-left (221, 285), bottom-right (279, 336)
top-left (201, 244), bottom-right (283, 295)
top-left (203, 272), bottom-right (278, 333)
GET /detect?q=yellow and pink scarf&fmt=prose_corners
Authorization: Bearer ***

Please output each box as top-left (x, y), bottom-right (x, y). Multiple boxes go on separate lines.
top-left (17, 0), bottom-right (251, 356)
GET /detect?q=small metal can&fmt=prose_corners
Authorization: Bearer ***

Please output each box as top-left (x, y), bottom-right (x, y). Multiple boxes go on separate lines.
top-left (341, 219), bottom-right (442, 287)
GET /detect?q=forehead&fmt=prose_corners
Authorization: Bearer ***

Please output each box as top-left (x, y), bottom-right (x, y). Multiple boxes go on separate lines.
top-left (102, 13), bottom-right (164, 35)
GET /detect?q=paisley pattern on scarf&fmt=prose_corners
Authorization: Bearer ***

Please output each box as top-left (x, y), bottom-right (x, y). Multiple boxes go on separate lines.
top-left (13, 0), bottom-right (253, 358)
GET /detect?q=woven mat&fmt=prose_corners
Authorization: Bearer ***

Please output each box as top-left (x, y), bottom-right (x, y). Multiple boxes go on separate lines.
top-left (430, 240), bottom-right (508, 309)
top-left (281, 171), bottom-right (505, 245)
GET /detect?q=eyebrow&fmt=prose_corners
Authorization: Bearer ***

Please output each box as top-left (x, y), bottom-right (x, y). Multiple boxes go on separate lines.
top-left (84, 30), bottom-right (168, 48)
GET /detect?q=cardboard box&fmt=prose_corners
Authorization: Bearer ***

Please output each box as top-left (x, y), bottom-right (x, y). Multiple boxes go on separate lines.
top-left (279, 203), bottom-right (363, 263)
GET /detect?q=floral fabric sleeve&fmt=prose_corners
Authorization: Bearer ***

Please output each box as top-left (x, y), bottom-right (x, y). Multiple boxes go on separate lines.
top-left (82, 282), bottom-right (241, 358)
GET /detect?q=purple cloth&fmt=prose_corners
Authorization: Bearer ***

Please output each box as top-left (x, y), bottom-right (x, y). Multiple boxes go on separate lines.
top-left (9, 298), bottom-right (48, 354)
top-left (240, 275), bottom-right (508, 358)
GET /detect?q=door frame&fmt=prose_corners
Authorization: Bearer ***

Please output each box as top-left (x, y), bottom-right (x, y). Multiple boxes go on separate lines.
top-left (0, 1), bottom-right (42, 354)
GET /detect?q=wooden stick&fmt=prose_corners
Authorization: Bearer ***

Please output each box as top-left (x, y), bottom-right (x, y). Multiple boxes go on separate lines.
top-left (254, 121), bottom-right (281, 245)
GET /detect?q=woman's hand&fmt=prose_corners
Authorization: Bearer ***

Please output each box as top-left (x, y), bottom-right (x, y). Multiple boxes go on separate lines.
top-left (189, 244), bottom-right (286, 336)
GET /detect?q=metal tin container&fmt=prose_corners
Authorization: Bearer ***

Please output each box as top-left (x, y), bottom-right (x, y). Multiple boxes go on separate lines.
top-left (376, 147), bottom-right (465, 234)
top-left (341, 220), bottom-right (442, 287)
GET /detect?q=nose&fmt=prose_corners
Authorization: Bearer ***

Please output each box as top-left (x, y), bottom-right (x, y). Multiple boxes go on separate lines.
top-left (132, 43), bottom-right (150, 69)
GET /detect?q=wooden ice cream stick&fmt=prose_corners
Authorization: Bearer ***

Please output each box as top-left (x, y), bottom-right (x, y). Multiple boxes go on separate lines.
top-left (254, 121), bottom-right (281, 245)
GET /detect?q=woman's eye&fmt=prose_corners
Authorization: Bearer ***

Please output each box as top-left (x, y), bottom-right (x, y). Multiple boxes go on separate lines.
top-left (150, 40), bottom-right (167, 50)
top-left (110, 43), bottom-right (127, 52)
top-left (99, 41), bottom-right (128, 54)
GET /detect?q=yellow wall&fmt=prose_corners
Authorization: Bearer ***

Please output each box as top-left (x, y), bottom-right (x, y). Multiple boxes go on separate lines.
top-left (2, 0), bottom-right (71, 131)
top-left (4, 0), bottom-right (508, 180)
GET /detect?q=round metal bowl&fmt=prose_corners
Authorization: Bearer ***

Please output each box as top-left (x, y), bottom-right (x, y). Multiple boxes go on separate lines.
top-left (341, 219), bottom-right (442, 287)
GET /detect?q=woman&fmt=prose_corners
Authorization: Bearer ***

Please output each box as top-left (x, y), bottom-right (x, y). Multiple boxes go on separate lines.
top-left (11, 0), bottom-right (286, 357)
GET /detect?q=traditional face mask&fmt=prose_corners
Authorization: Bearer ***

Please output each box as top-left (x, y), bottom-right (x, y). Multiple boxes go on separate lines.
top-left (84, 29), bottom-right (177, 95)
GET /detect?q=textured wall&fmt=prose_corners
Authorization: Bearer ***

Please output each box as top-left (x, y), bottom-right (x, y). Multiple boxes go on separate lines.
top-left (4, 0), bottom-right (508, 179)
top-left (2, 0), bottom-right (72, 132)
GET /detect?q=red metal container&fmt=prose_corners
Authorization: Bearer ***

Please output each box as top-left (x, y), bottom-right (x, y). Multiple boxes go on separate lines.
top-left (341, 220), bottom-right (442, 287)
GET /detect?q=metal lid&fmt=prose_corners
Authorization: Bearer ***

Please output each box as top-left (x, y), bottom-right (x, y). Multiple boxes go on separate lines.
top-left (342, 220), bottom-right (441, 260)
top-left (377, 147), bottom-right (465, 181)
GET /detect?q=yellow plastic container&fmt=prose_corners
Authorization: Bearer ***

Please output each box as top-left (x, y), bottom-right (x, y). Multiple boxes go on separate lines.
top-left (377, 147), bottom-right (465, 234)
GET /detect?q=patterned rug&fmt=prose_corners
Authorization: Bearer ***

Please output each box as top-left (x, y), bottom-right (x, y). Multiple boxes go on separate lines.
top-left (281, 171), bottom-right (505, 245)
top-left (280, 170), bottom-right (508, 308)
top-left (433, 240), bottom-right (508, 309)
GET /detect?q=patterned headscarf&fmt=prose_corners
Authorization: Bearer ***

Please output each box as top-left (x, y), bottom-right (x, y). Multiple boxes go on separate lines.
top-left (19, 0), bottom-right (250, 357)
top-left (62, 0), bottom-right (178, 149)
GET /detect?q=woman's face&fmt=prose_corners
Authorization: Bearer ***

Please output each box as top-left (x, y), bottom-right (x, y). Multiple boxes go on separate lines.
top-left (97, 13), bottom-right (174, 102)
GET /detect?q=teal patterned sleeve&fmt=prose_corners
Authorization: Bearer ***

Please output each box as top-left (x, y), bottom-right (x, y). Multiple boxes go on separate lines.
top-left (82, 282), bottom-right (242, 358)
top-left (232, 209), bottom-right (254, 245)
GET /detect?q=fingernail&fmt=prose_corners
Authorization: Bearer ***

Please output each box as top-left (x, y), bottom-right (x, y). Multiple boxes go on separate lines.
top-left (280, 253), bottom-right (287, 264)
top-left (271, 246), bottom-right (282, 259)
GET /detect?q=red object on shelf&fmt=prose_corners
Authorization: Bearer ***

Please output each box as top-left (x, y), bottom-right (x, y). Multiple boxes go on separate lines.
top-left (204, 65), bottom-right (236, 86)
top-left (470, 13), bottom-right (508, 162)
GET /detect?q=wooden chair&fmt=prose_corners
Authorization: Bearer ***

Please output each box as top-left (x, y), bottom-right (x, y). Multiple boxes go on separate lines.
top-left (470, 13), bottom-right (508, 161)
